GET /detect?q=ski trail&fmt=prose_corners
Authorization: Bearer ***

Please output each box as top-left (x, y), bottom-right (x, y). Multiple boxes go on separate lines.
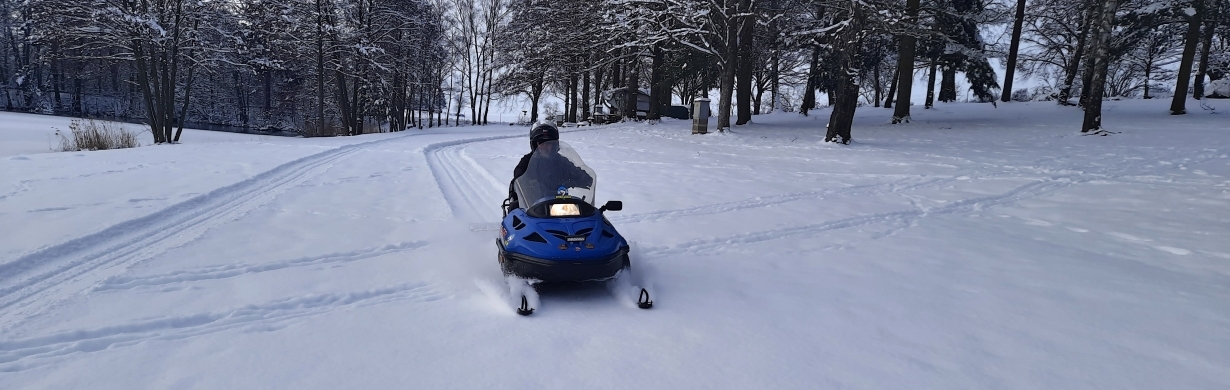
top-left (0, 283), bottom-right (444, 372)
top-left (0, 134), bottom-right (422, 327)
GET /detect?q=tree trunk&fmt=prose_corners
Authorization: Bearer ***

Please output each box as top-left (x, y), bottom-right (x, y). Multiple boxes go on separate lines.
top-left (891, 0), bottom-right (920, 123)
top-left (626, 55), bottom-right (639, 120)
top-left (133, 46), bottom-right (164, 143)
top-left (754, 87), bottom-right (764, 114)
top-left (925, 58), bottom-right (937, 108)
top-left (1002, 0), bottom-right (1027, 102)
top-left (1193, 14), bottom-right (1216, 99)
top-left (1171, 0), bottom-right (1204, 115)
top-left (717, 0), bottom-right (738, 131)
top-left (826, 5), bottom-right (864, 144)
top-left (1082, 0), bottom-right (1121, 132)
top-left (263, 70), bottom-right (272, 114)
top-left (735, 0), bottom-right (754, 125)
top-left (174, 55), bottom-right (196, 143)
top-left (873, 62), bottom-right (882, 108)
top-left (315, 0), bottom-right (327, 134)
top-left (530, 76), bottom-right (543, 123)
top-left (582, 58), bottom-right (591, 121)
top-left (770, 25), bottom-right (780, 113)
top-left (939, 66), bottom-right (956, 102)
top-left (884, 67), bottom-right (898, 108)
top-left (233, 72), bottom-right (247, 128)
top-left (564, 76), bottom-right (573, 123)
top-left (52, 51), bottom-right (61, 111)
top-left (593, 66), bottom-right (604, 112)
top-left (1144, 66), bottom-right (1152, 99)
top-left (1079, 31), bottom-right (1097, 107)
top-left (1058, 2), bottom-right (1094, 105)
top-left (73, 78), bottom-right (82, 116)
top-left (801, 47), bottom-right (820, 116)
top-left (718, 53), bottom-right (736, 130)
top-left (571, 72), bottom-right (579, 123)
top-left (649, 46), bottom-right (663, 120)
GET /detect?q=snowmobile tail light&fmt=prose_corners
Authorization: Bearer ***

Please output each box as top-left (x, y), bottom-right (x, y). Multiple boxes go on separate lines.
top-left (549, 203), bottom-right (581, 217)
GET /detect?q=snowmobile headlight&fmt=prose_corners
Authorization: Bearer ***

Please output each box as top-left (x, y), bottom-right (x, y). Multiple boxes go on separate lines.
top-left (549, 203), bottom-right (580, 217)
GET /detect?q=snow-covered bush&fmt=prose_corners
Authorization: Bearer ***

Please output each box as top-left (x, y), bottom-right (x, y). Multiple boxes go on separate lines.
top-left (1011, 88), bottom-right (1032, 102)
top-left (1206, 79), bottom-right (1230, 99)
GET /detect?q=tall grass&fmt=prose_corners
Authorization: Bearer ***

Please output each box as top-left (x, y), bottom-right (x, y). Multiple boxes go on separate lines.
top-left (56, 119), bottom-right (141, 152)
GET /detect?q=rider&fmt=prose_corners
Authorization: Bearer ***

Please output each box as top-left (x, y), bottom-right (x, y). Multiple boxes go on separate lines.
top-left (508, 123), bottom-right (592, 210)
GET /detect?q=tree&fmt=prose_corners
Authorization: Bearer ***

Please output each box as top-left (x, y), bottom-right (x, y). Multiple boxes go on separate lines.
top-left (891, 0), bottom-right (921, 123)
top-left (1001, 0), bottom-right (1027, 102)
top-left (1082, 0), bottom-right (1121, 133)
top-left (1171, 0), bottom-right (1204, 114)
top-left (1124, 25), bottom-right (1182, 99)
top-left (33, 0), bottom-right (220, 143)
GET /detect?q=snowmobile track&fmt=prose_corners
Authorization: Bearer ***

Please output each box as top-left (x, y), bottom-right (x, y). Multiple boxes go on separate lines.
top-left (0, 134), bottom-right (423, 326)
top-left (0, 282), bottom-right (444, 372)
top-left (423, 135), bottom-right (522, 222)
top-left (422, 128), bottom-right (604, 223)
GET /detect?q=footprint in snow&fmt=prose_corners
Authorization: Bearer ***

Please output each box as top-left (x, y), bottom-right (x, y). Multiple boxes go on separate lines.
top-left (1065, 227), bottom-right (1089, 233)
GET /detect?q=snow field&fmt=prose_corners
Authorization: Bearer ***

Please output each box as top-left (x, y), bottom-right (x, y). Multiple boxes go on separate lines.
top-left (1, 99), bottom-right (1228, 388)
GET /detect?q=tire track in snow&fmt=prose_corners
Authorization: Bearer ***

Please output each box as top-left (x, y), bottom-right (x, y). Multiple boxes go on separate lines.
top-left (423, 135), bottom-right (520, 222)
top-left (91, 241), bottom-right (428, 292)
top-left (423, 127), bottom-right (610, 223)
top-left (425, 130), bottom-right (1019, 229)
top-left (0, 283), bottom-right (445, 372)
top-left (0, 134), bottom-right (423, 326)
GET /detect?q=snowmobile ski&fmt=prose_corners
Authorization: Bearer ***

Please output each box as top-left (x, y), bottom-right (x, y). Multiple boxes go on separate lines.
top-left (637, 288), bottom-right (653, 309)
top-left (517, 295), bottom-right (534, 316)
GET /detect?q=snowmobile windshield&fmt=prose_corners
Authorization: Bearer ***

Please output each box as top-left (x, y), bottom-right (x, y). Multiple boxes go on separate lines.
top-left (514, 140), bottom-right (597, 210)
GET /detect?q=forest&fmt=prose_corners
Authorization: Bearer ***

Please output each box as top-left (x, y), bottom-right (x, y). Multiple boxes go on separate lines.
top-left (0, 0), bottom-right (1226, 143)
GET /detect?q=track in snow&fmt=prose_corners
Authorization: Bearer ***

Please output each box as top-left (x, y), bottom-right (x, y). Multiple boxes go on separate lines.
top-left (423, 135), bottom-right (521, 223)
top-left (0, 134), bottom-right (422, 328)
top-left (0, 283), bottom-right (444, 372)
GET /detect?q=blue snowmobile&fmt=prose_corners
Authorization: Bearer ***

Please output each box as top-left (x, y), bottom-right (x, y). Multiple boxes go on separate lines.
top-left (496, 140), bottom-right (652, 315)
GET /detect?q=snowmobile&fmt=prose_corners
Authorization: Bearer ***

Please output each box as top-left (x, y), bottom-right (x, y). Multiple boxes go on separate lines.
top-left (496, 140), bottom-right (652, 315)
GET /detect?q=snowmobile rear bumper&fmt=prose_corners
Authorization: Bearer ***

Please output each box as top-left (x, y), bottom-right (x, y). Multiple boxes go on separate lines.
top-left (500, 246), bottom-right (628, 283)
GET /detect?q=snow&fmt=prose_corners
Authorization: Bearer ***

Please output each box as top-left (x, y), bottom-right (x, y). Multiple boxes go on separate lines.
top-left (2, 99), bottom-right (1230, 388)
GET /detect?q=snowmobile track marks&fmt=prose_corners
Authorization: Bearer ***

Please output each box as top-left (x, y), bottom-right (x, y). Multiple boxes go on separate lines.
top-left (0, 134), bottom-right (424, 327)
top-left (0, 283), bottom-right (443, 372)
top-left (92, 241), bottom-right (428, 292)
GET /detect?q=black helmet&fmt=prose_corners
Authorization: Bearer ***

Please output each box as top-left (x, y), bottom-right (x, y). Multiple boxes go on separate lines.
top-left (529, 123), bottom-right (559, 150)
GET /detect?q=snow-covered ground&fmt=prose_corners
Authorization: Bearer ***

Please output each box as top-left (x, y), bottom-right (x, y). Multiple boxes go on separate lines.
top-left (2, 100), bottom-right (1228, 389)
